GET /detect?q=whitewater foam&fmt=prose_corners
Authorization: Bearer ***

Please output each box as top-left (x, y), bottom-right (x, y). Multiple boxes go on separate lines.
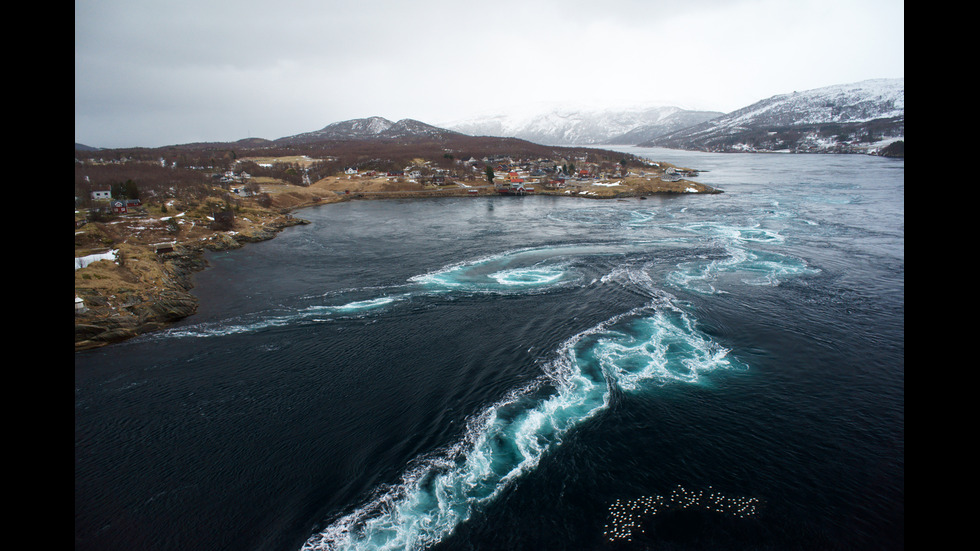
top-left (301, 292), bottom-right (743, 551)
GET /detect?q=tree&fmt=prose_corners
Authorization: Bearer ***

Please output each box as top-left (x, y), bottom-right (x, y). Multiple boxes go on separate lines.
top-left (211, 208), bottom-right (235, 231)
top-left (244, 181), bottom-right (262, 195)
top-left (111, 179), bottom-right (140, 200)
top-left (256, 193), bottom-right (273, 208)
top-left (485, 165), bottom-right (495, 185)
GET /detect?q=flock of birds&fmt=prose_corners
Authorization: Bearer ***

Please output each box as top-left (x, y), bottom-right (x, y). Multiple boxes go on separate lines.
top-left (604, 485), bottom-right (761, 543)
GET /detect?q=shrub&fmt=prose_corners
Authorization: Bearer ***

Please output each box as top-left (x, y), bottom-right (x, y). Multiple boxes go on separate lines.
top-left (211, 209), bottom-right (235, 231)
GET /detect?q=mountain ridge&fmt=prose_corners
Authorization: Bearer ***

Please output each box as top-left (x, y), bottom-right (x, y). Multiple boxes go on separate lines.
top-left (76, 78), bottom-right (903, 155)
top-left (442, 106), bottom-right (724, 146)
top-left (274, 116), bottom-right (465, 145)
top-left (639, 78), bottom-right (904, 154)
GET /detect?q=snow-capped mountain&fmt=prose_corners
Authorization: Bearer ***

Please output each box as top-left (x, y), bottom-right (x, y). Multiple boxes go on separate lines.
top-left (248, 78), bottom-right (903, 156)
top-left (640, 78), bottom-right (904, 153)
top-left (728, 78), bottom-right (903, 126)
top-left (443, 106), bottom-right (722, 146)
top-left (604, 109), bottom-right (728, 145)
top-left (276, 117), bottom-right (462, 144)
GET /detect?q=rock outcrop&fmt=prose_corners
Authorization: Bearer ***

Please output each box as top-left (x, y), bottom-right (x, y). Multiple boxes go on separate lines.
top-left (74, 216), bottom-right (309, 351)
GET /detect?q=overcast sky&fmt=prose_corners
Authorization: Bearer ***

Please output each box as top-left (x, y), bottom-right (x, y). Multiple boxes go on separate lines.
top-left (75, 0), bottom-right (904, 149)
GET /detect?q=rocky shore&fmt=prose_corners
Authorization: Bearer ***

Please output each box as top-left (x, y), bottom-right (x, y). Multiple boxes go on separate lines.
top-left (74, 215), bottom-right (309, 351)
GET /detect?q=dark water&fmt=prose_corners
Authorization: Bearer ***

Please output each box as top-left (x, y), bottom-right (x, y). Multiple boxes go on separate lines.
top-left (75, 150), bottom-right (903, 551)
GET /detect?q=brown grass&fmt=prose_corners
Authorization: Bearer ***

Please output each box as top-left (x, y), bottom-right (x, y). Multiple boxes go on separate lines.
top-left (75, 243), bottom-right (169, 293)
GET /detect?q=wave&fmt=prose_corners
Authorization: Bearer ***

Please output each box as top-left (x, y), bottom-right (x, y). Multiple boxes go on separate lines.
top-left (149, 292), bottom-right (416, 339)
top-left (666, 244), bottom-right (819, 295)
top-left (658, 221), bottom-right (819, 295)
top-left (300, 292), bottom-right (745, 551)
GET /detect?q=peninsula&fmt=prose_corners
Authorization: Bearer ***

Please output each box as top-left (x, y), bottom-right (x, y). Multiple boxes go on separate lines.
top-left (75, 139), bottom-right (719, 351)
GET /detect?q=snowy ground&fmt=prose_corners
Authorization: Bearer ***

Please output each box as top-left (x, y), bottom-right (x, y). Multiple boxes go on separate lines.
top-left (75, 250), bottom-right (118, 270)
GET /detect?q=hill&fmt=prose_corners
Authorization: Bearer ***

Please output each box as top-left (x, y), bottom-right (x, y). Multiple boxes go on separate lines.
top-left (77, 119), bottom-right (650, 179)
top-left (275, 117), bottom-right (465, 145)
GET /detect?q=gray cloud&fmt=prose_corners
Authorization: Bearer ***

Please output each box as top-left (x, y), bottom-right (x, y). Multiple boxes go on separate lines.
top-left (76, 0), bottom-right (904, 148)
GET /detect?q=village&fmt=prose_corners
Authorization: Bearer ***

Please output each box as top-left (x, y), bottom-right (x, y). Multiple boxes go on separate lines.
top-left (77, 148), bottom-right (716, 252)
top-left (346, 152), bottom-right (703, 195)
top-left (204, 151), bottom-right (713, 203)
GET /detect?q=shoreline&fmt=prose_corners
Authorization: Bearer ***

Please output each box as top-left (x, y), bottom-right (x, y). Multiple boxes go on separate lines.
top-left (268, 173), bottom-right (721, 210)
top-left (75, 175), bottom-right (717, 351)
top-left (74, 214), bottom-right (311, 351)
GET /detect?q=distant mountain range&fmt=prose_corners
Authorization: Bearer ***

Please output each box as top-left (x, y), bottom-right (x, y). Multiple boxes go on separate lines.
top-left (439, 78), bottom-right (902, 154)
top-left (440, 106), bottom-right (724, 146)
top-left (639, 78), bottom-right (904, 154)
top-left (76, 78), bottom-right (903, 155)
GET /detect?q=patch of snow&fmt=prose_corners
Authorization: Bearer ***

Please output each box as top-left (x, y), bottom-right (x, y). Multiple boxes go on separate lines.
top-left (75, 249), bottom-right (118, 270)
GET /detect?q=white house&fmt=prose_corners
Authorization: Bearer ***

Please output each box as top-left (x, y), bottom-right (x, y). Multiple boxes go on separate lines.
top-left (91, 190), bottom-right (111, 201)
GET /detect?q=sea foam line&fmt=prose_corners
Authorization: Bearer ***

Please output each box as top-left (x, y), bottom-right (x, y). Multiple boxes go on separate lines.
top-left (157, 246), bottom-right (606, 341)
top-left (144, 293), bottom-right (413, 340)
top-left (300, 292), bottom-right (742, 551)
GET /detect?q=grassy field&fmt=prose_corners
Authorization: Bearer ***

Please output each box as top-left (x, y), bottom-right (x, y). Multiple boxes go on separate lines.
top-left (240, 155), bottom-right (322, 167)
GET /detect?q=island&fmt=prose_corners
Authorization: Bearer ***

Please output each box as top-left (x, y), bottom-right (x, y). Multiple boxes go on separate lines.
top-left (75, 145), bottom-right (719, 351)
